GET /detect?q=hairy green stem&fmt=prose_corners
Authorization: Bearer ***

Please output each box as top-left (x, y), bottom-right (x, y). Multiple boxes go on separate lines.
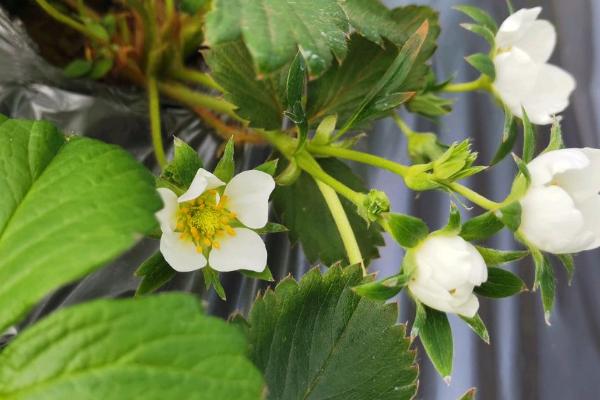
top-left (35, 0), bottom-right (107, 43)
top-left (390, 113), bottom-right (417, 138)
top-left (444, 75), bottom-right (492, 93)
top-left (315, 180), bottom-right (364, 268)
top-left (170, 67), bottom-right (225, 92)
top-left (446, 182), bottom-right (502, 210)
top-left (148, 76), bottom-right (167, 169)
top-left (158, 81), bottom-right (241, 120)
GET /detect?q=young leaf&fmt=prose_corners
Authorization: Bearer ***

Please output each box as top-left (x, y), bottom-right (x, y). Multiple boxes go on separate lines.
top-left (476, 246), bottom-right (529, 266)
top-left (460, 211), bottom-right (504, 242)
top-left (419, 306), bottom-right (453, 380)
top-left (490, 108), bottom-right (518, 166)
top-left (0, 294), bottom-right (264, 399)
top-left (272, 158), bottom-right (384, 265)
top-left (213, 138), bottom-right (235, 182)
top-left (161, 137), bottom-right (203, 188)
top-left (532, 250), bottom-right (556, 325)
top-left (134, 251), bottom-right (176, 296)
top-left (474, 267), bottom-right (527, 298)
top-left (461, 23), bottom-right (495, 45)
top-left (460, 314), bottom-right (490, 344)
top-left (557, 254), bottom-right (575, 284)
top-left (246, 265), bottom-right (418, 400)
top-left (0, 117), bottom-right (161, 332)
top-left (465, 53), bottom-right (496, 79)
top-left (521, 107), bottom-right (536, 163)
top-left (454, 5), bottom-right (498, 33)
top-left (254, 159), bottom-right (278, 176)
top-left (63, 59), bottom-right (93, 78)
top-left (353, 273), bottom-right (409, 301)
top-left (387, 213), bottom-right (430, 248)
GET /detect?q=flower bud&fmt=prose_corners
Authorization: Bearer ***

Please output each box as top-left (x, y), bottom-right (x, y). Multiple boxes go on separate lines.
top-left (519, 148), bottom-right (600, 254)
top-left (359, 189), bottom-right (390, 222)
top-left (408, 234), bottom-right (488, 317)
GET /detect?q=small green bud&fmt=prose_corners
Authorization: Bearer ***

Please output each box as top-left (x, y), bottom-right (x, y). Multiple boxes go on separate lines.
top-left (404, 164), bottom-right (439, 191)
top-left (407, 132), bottom-right (448, 164)
top-left (360, 189), bottom-right (390, 222)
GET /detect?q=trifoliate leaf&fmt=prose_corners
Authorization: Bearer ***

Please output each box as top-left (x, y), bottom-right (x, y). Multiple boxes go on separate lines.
top-left (0, 117), bottom-right (161, 332)
top-left (245, 264), bottom-right (418, 399)
top-left (0, 294), bottom-right (264, 399)
top-left (272, 158), bottom-right (384, 266)
top-left (474, 267), bottom-right (527, 298)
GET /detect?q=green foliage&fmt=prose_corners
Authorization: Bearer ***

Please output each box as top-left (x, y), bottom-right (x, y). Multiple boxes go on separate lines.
top-left (465, 53), bottom-right (495, 79)
top-left (0, 294), bottom-right (264, 399)
top-left (89, 57), bottom-right (114, 79)
top-left (213, 138), bottom-right (235, 182)
top-left (181, 0), bottom-right (209, 14)
top-left (544, 118), bottom-right (565, 153)
top-left (272, 158), bottom-right (384, 265)
top-left (476, 246), bottom-right (528, 266)
top-left (406, 92), bottom-right (453, 118)
top-left (353, 273), bottom-right (409, 301)
top-left (63, 59), bottom-right (93, 78)
top-left (0, 117), bottom-right (161, 332)
top-left (459, 388), bottom-right (478, 400)
top-left (454, 5), bottom-right (498, 33)
top-left (474, 267), bottom-right (527, 298)
top-left (134, 252), bottom-right (176, 296)
top-left (387, 213), bottom-right (429, 248)
top-left (497, 202), bottom-right (522, 232)
top-left (415, 304), bottom-right (453, 379)
top-left (406, 131), bottom-right (449, 164)
top-left (245, 264), bottom-right (418, 400)
top-left (241, 266), bottom-right (275, 282)
top-left (461, 23), bottom-right (495, 45)
top-left (285, 52), bottom-right (309, 151)
top-left (521, 108), bottom-right (536, 163)
top-left (558, 254), bottom-right (575, 284)
top-left (490, 108), bottom-right (518, 166)
top-left (255, 159), bottom-right (279, 176)
top-left (532, 250), bottom-right (556, 324)
top-left (460, 212), bottom-right (504, 241)
top-left (161, 137), bottom-right (203, 189)
top-left (203, 267), bottom-right (227, 300)
top-left (460, 314), bottom-right (490, 344)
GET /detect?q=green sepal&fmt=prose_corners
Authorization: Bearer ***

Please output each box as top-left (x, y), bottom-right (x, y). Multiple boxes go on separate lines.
top-left (460, 314), bottom-right (490, 344)
top-left (241, 266), bottom-right (274, 282)
top-left (532, 249), bottom-right (556, 325)
top-left (474, 267), bottom-right (527, 298)
top-left (254, 222), bottom-right (288, 235)
top-left (476, 246), bottom-right (528, 266)
top-left (465, 53), bottom-right (495, 79)
top-left (461, 23), bottom-right (495, 45)
top-left (411, 300), bottom-right (427, 338)
top-left (490, 108), bottom-right (518, 166)
top-left (417, 305), bottom-right (453, 380)
top-left (203, 267), bottom-right (227, 300)
top-left (89, 58), bottom-right (114, 80)
top-left (213, 138), bottom-right (235, 182)
top-left (521, 107), bottom-right (536, 163)
top-left (544, 118), bottom-right (565, 153)
top-left (353, 273), bottom-right (409, 301)
top-left (496, 202), bottom-right (522, 232)
top-left (406, 92), bottom-right (453, 118)
top-left (557, 254), bottom-right (575, 285)
top-left (64, 59), bottom-right (93, 78)
top-left (387, 213), bottom-right (429, 248)
top-left (254, 159), bottom-right (278, 176)
top-left (454, 5), bottom-right (498, 33)
top-left (161, 137), bottom-right (203, 189)
top-left (134, 252), bottom-right (176, 296)
top-left (460, 211), bottom-right (504, 242)
top-left (441, 203), bottom-right (461, 234)
top-left (459, 388), bottom-right (478, 400)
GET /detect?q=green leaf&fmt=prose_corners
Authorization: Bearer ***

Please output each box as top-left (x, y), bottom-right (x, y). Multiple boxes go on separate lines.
top-left (411, 301), bottom-right (427, 337)
top-left (490, 108), bottom-right (518, 166)
top-left (454, 5), bottom-right (498, 33)
top-left (460, 211), bottom-right (504, 242)
top-left (0, 118), bottom-right (161, 332)
top-left (474, 267), bottom-right (527, 298)
top-left (203, 267), bottom-right (227, 300)
top-left (418, 306), bottom-right (453, 380)
top-left (557, 254), bottom-right (575, 284)
top-left (353, 273), bottom-right (409, 301)
top-left (460, 314), bottom-right (490, 344)
top-left (532, 250), bottom-right (556, 325)
top-left (476, 246), bottom-right (528, 266)
top-left (0, 294), bottom-right (264, 399)
top-left (213, 138), bottom-right (235, 182)
top-left (86, 21), bottom-right (110, 41)
top-left (241, 266), bottom-right (274, 282)
top-left (246, 265), bottom-right (418, 400)
top-left (161, 137), bottom-right (203, 189)
top-left (272, 158), bottom-right (384, 265)
top-left (544, 118), bottom-right (565, 153)
top-left (89, 57), bottom-right (114, 80)
top-left (458, 388), bottom-right (478, 400)
top-left (204, 40), bottom-right (286, 129)
top-left (465, 53), bottom-right (496, 79)
top-left (285, 52), bottom-right (309, 152)
top-left (461, 23), bottom-right (495, 45)
top-left (63, 59), bottom-right (93, 78)
top-left (134, 252), bottom-right (176, 296)
top-left (521, 107), bottom-right (536, 163)
top-left (497, 202), bottom-right (522, 232)
top-left (255, 159), bottom-right (278, 176)
top-left (181, 0), bottom-right (208, 14)
top-left (387, 213), bottom-right (429, 248)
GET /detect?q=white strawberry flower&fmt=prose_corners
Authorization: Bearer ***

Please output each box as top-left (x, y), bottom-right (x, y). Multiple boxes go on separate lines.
top-left (155, 168), bottom-right (275, 272)
top-left (520, 148), bottom-right (600, 254)
top-left (408, 234), bottom-right (488, 318)
top-left (493, 7), bottom-right (576, 125)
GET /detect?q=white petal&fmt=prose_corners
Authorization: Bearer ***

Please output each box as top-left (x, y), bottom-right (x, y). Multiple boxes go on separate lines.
top-left (493, 48), bottom-right (540, 117)
top-left (520, 63), bottom-right (576, 125)
top-left (576, 195), bottom-right (600, 251)
top-left (178, 168), bottom-right (225, 203)
top-left (155, 188), bottom-right (178, 231)
top-left (160, 230), bottom-right (207, 272)
top-left (555, 148), bottom-right (600, 202)
top-left (224, 170), bottom-right (275, 229)
top-left (512, 20), bottom-right (556, 63)
top-left (208, 228), bottom-right (267, 272)
top-left (527, 148), bottom-right (589, 187)
top-left (520, 185), bottom-right (595, 253)
top-left (409, 280), bottom-right (455, 314)
top-left (454, 295), bottom-right (480, 318)
top-left (496, 7), bottom-right (542, 50)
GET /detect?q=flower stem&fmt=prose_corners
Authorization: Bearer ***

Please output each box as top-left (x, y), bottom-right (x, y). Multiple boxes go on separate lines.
top-left (35, 0), bottom-right (108, 43)
top-left (390, 113), bottom-right (417, 138)
top-left (315, 180), bottom-right (364, 269)
top-left (169, 66), bottom-right (225, 92)
top-left (147, 76), bottom-right (167, 169)
top-left (446, 182), bottom-right (501, 210)
top-left (443, 75), bottom-right (492, 93)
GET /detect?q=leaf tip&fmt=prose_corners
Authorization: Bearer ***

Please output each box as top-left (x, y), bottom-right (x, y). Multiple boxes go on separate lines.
top-left (544, 311), bottom-right (552, 326)
top-left (443, 375), bottom-right (452, 385)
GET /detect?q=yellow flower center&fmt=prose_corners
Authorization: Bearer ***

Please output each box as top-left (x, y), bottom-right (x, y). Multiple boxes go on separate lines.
top-left (175, 190), bottom-right (237, 253)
